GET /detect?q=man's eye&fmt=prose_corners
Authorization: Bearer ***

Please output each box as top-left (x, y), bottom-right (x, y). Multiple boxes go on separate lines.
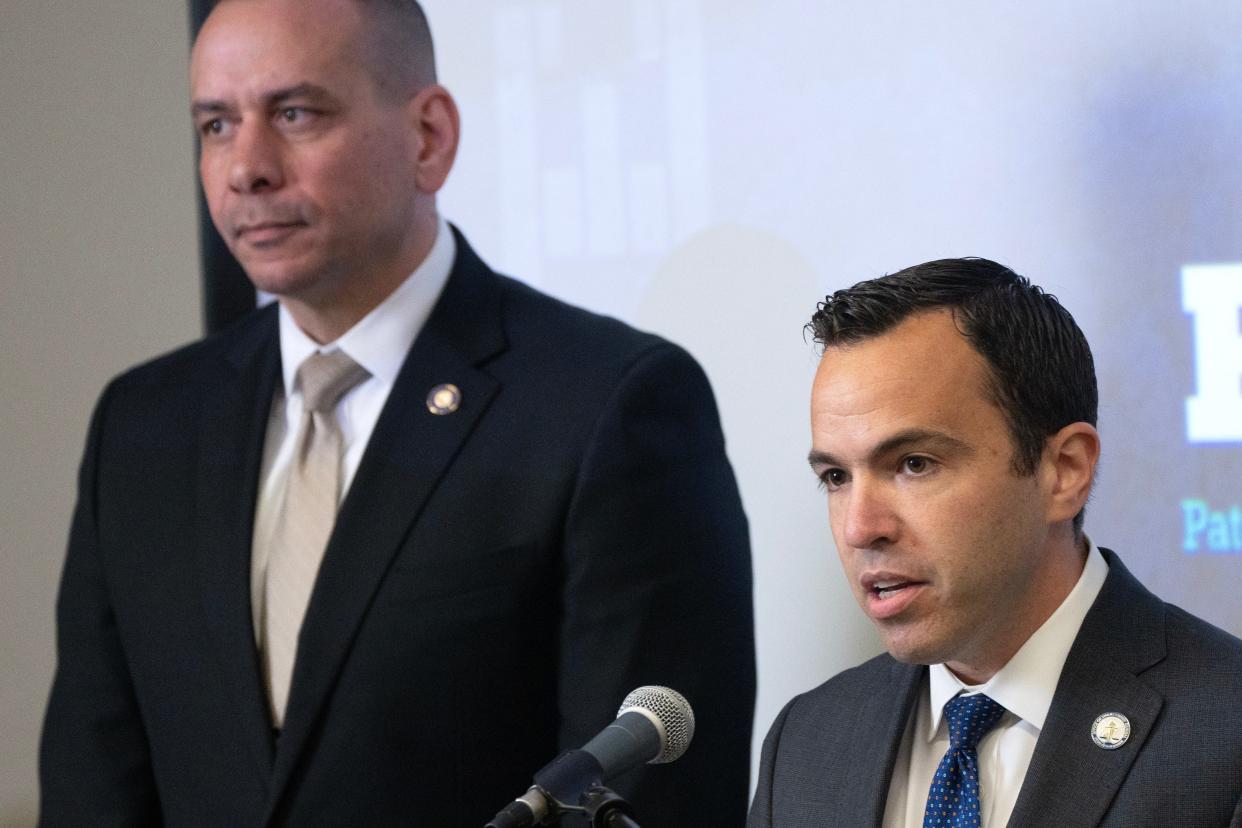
top-left (820, 468), bottom-right (847, 490)
top-left (201, 119), bottom-right (224, 136)
top-left (903, 456), bottom-right (931, 474)
top-left (279, 107), bottom-right (308, 123)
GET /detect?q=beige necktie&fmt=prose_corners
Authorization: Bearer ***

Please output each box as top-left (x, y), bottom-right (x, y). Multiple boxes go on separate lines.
top-left (262, 350), bottom-right (370, 727)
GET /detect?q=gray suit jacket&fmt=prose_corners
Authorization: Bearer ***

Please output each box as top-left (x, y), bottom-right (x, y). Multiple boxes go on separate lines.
top-left (749, 549), bottom-right (1242, 827)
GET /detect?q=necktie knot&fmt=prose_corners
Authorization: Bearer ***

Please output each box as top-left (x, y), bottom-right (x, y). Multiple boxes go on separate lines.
top-left (298, 350), bottom-right (369, 414)
top-left (944, 692), bottom-right (1006, 752)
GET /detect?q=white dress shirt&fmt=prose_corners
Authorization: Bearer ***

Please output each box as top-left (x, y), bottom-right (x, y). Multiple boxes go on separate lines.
top-left (249, 217), bottom-right (456, 639)
top-left (882, 540), bottom-right (1110, 828)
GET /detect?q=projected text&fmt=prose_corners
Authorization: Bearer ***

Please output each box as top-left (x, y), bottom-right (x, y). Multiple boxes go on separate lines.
top-left (1182, 499), bottom-right (1242, 554)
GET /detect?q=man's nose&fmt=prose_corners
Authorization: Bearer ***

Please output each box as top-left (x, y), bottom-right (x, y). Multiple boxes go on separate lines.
top-left (227, 121), bottom-right (284, 194)
top-left (838, 477), bottom-right (899, 551)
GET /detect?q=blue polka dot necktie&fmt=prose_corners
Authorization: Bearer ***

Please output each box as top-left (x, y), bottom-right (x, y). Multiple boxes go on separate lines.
top-left (922, 693), bottom-right (1006, 827)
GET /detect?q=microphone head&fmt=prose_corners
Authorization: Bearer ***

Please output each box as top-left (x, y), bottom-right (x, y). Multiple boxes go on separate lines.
top-left (617, 685), bottom-right (695, 764)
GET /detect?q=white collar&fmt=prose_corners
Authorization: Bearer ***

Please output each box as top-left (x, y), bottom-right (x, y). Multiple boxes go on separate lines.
top-left (926, 538), bottom-right (1109, 739)
top-left (277, 216), bottom-right (456, 394)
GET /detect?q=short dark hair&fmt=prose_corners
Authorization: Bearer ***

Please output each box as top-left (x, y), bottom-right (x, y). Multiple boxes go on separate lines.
top-left (808, 257), bottom-right (1097, 531)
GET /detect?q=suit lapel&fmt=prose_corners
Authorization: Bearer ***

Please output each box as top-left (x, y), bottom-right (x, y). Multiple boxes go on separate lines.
top-left (787, 658), bottom-right (920, 826)
top-left (845, 660), bottom-right (923, 827)
top-left (1008, 550), bottom-right (1166, 827)
top-left (267, 231), bottom-right (507, 807)
top-left (193, 307), bottom-right (282, 781)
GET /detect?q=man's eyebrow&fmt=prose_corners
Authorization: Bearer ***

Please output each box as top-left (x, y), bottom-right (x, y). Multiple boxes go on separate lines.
top-left (191, 83), bottom-right (334, 118)
top-left (807, 449), bottom-right (841, 471)
top-left (807, 428), bottom-right (974, 471)
top-left (191, 99), bottom-right (230, 118)
top-left (869, 429), bottom-right (973, 460)
top-left (265, 83), bottom-right (333, 105)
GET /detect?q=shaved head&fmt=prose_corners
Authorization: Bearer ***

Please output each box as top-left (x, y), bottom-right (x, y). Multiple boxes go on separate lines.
top-left (204, 0), bottom-right (437, 98)
top-left (355, 0), bottom-right (438, 94)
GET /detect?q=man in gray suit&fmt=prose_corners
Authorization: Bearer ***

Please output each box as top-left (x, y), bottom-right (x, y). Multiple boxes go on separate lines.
top-left (750, 258), bottom-right (1242, 827)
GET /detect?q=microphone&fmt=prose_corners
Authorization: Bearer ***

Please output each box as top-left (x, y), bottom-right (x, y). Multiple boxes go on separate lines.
top-left (485, 686), bottom-right (695, 828)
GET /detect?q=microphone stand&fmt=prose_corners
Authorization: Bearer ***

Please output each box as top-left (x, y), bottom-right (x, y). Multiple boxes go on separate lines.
top-left (483, 784), bottom-right (642, 828)
top-left (580, 785), bottom-right (641, 828)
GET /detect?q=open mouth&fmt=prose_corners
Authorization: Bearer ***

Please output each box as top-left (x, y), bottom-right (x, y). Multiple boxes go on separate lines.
top-left (862, 575), bottom-right (927, 618)
top-left (872, 580), bottom-right (917, 598)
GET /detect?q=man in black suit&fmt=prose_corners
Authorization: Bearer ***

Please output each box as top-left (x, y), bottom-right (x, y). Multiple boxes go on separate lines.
top-left (39, 1), bottom-right (755, 825)
top-left (750, 259), bottom-right (1242, 827)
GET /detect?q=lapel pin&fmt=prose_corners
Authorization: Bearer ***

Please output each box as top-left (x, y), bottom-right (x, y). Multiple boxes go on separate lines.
top-left (426, 383), bottom-right (462, 415)
top-left (1090, 712), bottom-right (1131, 750)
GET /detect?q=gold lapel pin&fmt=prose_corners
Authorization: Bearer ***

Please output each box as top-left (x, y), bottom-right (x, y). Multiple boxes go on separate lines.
top-left (1090, 712), bottom-right (1131, 750)
top-left (426, 383), bottom-right (462, 415)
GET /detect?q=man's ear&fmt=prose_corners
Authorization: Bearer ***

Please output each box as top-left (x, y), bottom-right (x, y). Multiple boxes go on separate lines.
top-left (409, 83), bottom-right (460, 194)
top-left (1042, 422), bottom-right (1100, 525)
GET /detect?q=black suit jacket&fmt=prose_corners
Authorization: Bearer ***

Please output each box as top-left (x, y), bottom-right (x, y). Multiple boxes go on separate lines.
top-left (40, 230), bottom-right (756, 827)
top-left (749, 549), bottom-right (1242, 827)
